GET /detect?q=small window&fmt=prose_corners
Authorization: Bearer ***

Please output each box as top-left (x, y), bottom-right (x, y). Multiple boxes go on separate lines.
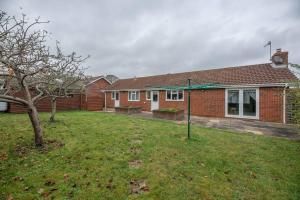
top-left (111, 91), bottom-right (115, 99)
top-left (166, 90), bottom-right (184, 101)
top-left (128, 91), bottom-right (140, 101)
top-left (178, 90), bottom-right (183, 100)
top-left (146, 91), bottom-right (151, 100)
top-left (167, 90), bottom-right (171, 99)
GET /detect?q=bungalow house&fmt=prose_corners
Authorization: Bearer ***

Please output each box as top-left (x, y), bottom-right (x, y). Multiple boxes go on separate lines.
top-left (103, 49), bottom-right (299, 123)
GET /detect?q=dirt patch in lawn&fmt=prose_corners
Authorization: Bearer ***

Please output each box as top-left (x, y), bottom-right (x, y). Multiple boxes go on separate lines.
top-left (130, 179), bottom-right (149, 194)
top-left (14, 145), bottom-right (31, 157)
top-left (129, 147), bottom-right (141, 154)
top-left (14, 139), bottom-right (64, 157)
top-left (129, 160), bottom-right (142, 169)
top-left (42, 139), bottom-right (64, 151)
top-left (131, 139), bottom-right (142, 144)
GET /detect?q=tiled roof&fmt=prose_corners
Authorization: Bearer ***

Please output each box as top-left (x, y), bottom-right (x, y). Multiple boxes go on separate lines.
top-left (105, 63), bottom-right (298, 90)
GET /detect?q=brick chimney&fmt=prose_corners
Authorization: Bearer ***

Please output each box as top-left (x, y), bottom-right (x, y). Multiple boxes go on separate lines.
top-left (271, 48), bottom-right (288, 67)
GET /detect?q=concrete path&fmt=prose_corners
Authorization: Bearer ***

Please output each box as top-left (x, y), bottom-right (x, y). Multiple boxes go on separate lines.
top-left (103, 110), bottom-right (300, 140)
top-left (188, 115), bottom-right (300, 139)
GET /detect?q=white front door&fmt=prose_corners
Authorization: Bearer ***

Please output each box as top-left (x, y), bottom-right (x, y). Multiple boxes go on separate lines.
top-left (114, 92), bottom-right (120, 107)
top-left (151, 91), bottom-right (159, 111)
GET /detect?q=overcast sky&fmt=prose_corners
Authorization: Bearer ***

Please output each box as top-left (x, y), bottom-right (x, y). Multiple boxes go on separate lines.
top-left (1, 0), bottom-right (300, 78)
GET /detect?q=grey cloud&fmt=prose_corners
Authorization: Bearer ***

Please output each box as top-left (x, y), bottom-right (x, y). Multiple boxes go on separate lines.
top-left (1, 0), bottom-right (300, 78)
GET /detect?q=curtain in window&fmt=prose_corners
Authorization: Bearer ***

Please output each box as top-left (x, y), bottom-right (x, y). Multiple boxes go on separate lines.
top-left (228, 90), bottom-right (239, 103)
top-left (243, 90), bottom-right (256, 104)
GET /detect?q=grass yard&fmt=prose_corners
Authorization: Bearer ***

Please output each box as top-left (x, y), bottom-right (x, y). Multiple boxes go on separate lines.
top-left (0, 111), bottom-right (299, 199)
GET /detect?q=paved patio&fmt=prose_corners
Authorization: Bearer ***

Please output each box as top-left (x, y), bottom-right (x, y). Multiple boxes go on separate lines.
top-left (103, 110), bottom-right (300, 140)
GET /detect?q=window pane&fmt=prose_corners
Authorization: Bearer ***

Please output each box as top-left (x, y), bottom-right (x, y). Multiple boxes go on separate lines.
top-left (147, 91), bottom-right (151, 100)
top-left (228, 90), bottom-right (239, 115)
top-left (172, 90), bottom-right (177, 100)
top-left (115, 92), bottom-right (119, 100)
top-left (128, 92), bottom-right (131, 100)
top-left (132, 92), bottom-right (136, 100)
top-left (167, 90), bottom-right (171, 99)
top-left (243, 90), bottom-right (256, 116)
top-left (178, 90), bottom-right (183, 100)
top-left (136, 91), bottom-right (140, 100)
top-left (153, 92), bottom-right (158, 102)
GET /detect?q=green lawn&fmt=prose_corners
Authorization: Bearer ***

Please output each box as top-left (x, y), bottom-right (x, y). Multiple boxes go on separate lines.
top-left (0, 111), bottom-right (299, 199)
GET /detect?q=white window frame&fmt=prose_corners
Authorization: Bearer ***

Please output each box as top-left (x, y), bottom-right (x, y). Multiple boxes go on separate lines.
top-left (165, 90), bottom-right (184, 101)
top-left (128, 91), bottom-right (140, 101)
top-left (146, 91), bottom-right (151, 100)
top-left (225, 88), bottom-right (259, 120)
top-left (111, 91), bottom-right (116, 99)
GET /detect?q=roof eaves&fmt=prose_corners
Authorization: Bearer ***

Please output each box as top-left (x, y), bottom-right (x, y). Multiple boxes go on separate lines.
top-left (85, 76), bottom-right (112, 86)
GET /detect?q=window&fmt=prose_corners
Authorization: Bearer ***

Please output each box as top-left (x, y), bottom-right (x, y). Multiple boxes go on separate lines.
top-left (166, 90), bottom-right (184, 101)
top-left (226, 88), bottom-right (259, 119)
top-left (112, 91), bottom-right (119, 100)
top-left (128, 91), bottom-right (140, 101)
top-left (228, 90), bottom-right (239, 115)
top-left (243, 90), bottom-right (256, 116)
top-left (146, 91), bottom-right (151, 100)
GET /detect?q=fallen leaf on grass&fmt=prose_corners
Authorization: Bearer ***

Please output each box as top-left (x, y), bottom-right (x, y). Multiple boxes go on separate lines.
top-left (45, 179), bottom-right (56, 186)
top-left (0, 152), bottom-right (8, 161)
top-left (37, 188), bottom-right (44, 195)
top-left (130, 179), bottom-right (149, 194)
top-left (250, 171), bottom-right (257, 179)
top-left (12, 176), bottom-right (23, 181)
top-left (71, 183), bottom-right (77, 188)
top-left (64, 173), bottom-right (69, 181)
top-left (50, 188), bottom-right (58, 192)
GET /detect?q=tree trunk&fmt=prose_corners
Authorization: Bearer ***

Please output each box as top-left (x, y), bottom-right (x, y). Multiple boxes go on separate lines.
top-left (50, 97), bottom-right (57, 122)
top-left (28, 104), bottom-right (44, 147)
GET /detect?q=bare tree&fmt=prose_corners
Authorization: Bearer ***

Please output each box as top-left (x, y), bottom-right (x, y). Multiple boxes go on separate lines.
top-left (0, 11), bottom-right (53, 146)
top-left (41, 43), bottom-right (87, 122)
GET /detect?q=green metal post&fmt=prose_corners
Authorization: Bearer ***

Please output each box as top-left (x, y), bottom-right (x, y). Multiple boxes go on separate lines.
top-left (188, 79), bottom-right (191, 139)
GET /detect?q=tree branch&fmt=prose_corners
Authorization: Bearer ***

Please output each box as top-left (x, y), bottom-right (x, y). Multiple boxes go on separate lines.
top-left (0, 94), bottom-right (28, 105)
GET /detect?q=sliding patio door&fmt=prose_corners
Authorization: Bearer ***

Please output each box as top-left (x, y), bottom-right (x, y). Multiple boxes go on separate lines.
top-left (225, 88), bottom-right (259, 119)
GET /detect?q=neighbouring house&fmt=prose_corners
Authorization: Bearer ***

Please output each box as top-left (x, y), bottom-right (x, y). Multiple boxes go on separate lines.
top-left (0, 75), bottom-right (117, 113)
top-left (103, 49), bottom-right (299, 123)
top-left (80, 75), bottom-right (116, 111)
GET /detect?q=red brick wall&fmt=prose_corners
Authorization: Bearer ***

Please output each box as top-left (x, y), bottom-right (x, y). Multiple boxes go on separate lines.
top-left (190, 89), bottom-right (225, 117)
top-left (84, 79), bottom-right (110, 111)
top-left (158, 89), bottom-right (225, 117)
top-left (159, 90), bottom-right (186, 111)
top-left (105, 89), bottom-right (224, 117)
top-left (8, 94), bottom-right (84, 113)
top-left (105, 91), bottom-right (114, 108)
top-left (104, 87), bottom-right (284, 123)
top-left (259, 87), bottom-right (283, 123)
top-left (119, 91), bottom-right (151, 111)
